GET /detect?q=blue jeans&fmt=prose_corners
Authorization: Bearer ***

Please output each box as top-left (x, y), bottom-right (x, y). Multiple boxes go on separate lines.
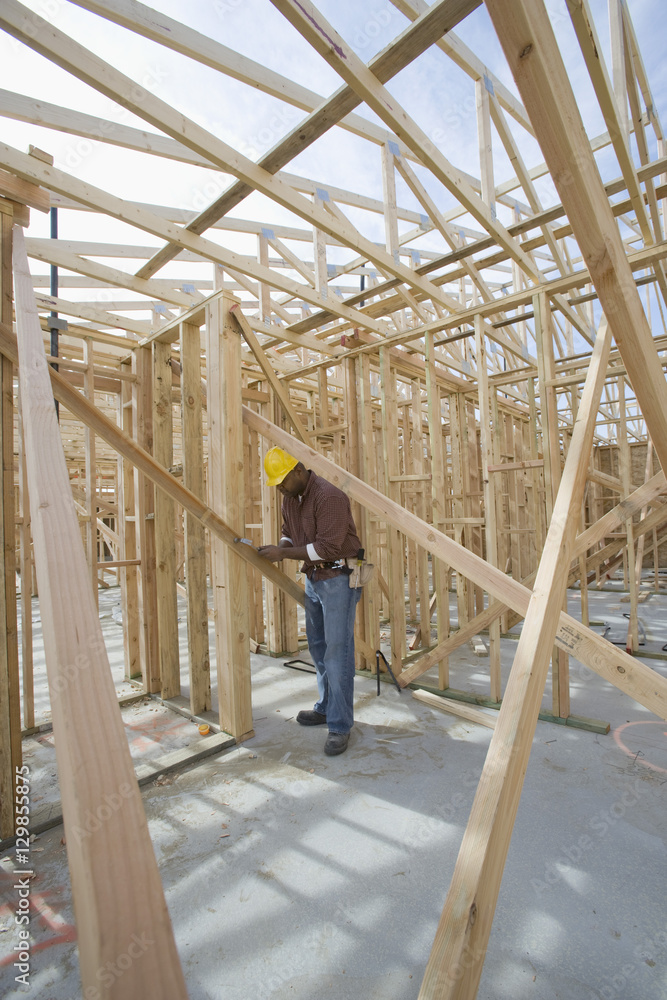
top-left (304, 573), bottom-right (362, 735)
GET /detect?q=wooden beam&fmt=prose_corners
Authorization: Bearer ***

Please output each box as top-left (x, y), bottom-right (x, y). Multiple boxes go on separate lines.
top-left (0, 166), bottom-right (49, 212)
top-left (573, 470), bottom-right (667, 557)
top-left (206, 294), bottom-right (253, 740)
top-left (25, 238), bottom-right (194, 308)
top-left (33, 292), bottom-right (152, 337)
top-left (418, 311), bottom-right (612, 1000)
top-left (179, 321), bottom-right (211, 716)
top-left (153, 340), bottom-right (180, 698)
top-left (11, 224), bottom-right (188, 998)
top-left (0, 209), bottom-right (20, 839)
top-left (412, 689), bottom-right (497, 729)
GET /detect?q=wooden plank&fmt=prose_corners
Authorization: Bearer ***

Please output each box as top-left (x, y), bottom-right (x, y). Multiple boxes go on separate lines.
top-left (17, 379), bottom-right (34, 728)
top-left (0, 166), bottom-right (49, 212)
top-left (409, 380), bottom-right (431, 643)
top-left (25, 238), bottom-right (194, 307)
top-left (153, 340), bottom-right (180, 698)
top-left (133, 346), bottom-right (160, 693)
top-left (417, 309), bottom-right (612, 1000)
top-left (475, 317), bottom-right (501, 701)
top-left (206, 294), bottom-right (253, 741)
top-left (534, 291), bottom-right (569, 718)
top-left (344, 354), bottom-right (371, 670)
top-left (33, 291), bottom-right (152, 337)
top-left (425, 331), bottom-right (450, 687)
top-left (0, 211), bottom-right (20, 839)
top-left (484, 0), bottom-right (667, 478)
top-left (11, 224), bottom-right (188, 999)
top-left (118, 375), bottom-right (142, 681)
top-left (358, 353), bottom-right (381, 660)
top-left (242, 405), bottom-right (667, 721)
top-left (476, 77), bottom-right (495, 214)
top-left (180, 321), bottom-right (211, 715)
top-left (380, 348), bottom-right (407, 674)
top-left (569, 501), bottom-right (667, 587)
top-left (82, 339), bottom-right (98, 604)
top-left (413, 689), bottom-right (497, 729)
top-left (399, 600), bottom-right (504, 687)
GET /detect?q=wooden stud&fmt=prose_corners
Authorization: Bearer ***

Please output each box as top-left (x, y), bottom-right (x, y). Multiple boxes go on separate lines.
top-left (118, 373), bottom-right (142, 682)
top-left (152, 339), bottom-right (180, 698)
top-left (380, 348), bottom-right (407, 674)
top-left (17, 377), bottom-right (34, 728)
top-left (133, 346), bottom-right (160, 693)
top-left (475, 316), bottom-right (501, 701)
top-left (82, 338), bottom-right (98, 604)
top-left (180, 320), bottom-right (211, 714)
top-left (206, 293), bottom-right (253, 740)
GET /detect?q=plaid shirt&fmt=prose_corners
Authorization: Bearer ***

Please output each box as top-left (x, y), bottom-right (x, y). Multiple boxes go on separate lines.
top-left (281, 471), bottom-right (361, 579)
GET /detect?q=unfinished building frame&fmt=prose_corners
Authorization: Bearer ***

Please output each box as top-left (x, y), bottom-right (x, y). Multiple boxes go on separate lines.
top-left (0, 1), bottom-right (666, 997)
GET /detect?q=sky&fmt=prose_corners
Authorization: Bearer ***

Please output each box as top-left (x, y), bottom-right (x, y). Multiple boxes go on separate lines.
top-left (0, 0), bottom-right (665, 334)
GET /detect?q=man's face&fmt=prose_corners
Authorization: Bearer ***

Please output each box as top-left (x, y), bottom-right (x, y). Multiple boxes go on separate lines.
top-left (277, 467), bottom-right (303, 498)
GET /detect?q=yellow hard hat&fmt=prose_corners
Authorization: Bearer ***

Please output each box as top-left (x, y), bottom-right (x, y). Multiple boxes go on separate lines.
top-left (264, 446), bottom-right (298, 486)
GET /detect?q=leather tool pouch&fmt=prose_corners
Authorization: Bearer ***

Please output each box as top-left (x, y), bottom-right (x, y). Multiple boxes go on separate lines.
top-left (345, 558), bottom-right (375, 589)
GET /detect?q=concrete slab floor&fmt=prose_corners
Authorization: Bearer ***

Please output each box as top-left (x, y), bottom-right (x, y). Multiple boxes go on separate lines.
top-left (1, 587), bottom-right (666, 1000)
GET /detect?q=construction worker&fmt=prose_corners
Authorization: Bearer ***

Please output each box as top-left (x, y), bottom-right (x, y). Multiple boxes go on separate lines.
top-left (258, 446), bottom-right (363, 756)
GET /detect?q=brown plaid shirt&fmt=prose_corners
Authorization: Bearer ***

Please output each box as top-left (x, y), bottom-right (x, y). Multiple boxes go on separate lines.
top-left (281, 471), bottom-right (361, 579)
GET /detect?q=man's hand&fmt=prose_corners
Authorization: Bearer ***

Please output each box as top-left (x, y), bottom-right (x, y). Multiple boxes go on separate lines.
top-left (257, 545), bottom-right (285, 563)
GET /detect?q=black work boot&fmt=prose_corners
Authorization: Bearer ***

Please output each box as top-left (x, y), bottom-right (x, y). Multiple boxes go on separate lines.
top-left (296, 709), bottom-right (327, 726)
top-left (324, 732), bottom-right (349, 756)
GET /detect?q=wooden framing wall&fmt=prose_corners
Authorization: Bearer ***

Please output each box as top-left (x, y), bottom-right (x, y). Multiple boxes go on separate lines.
top-left (1, 0), bottom-right (667, 997)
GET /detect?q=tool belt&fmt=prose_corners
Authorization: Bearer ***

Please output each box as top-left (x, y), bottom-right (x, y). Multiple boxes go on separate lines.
top-left (344, 556), bottom-right (375, 589)
top-left (309, 549), bottom-right (374, 587)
